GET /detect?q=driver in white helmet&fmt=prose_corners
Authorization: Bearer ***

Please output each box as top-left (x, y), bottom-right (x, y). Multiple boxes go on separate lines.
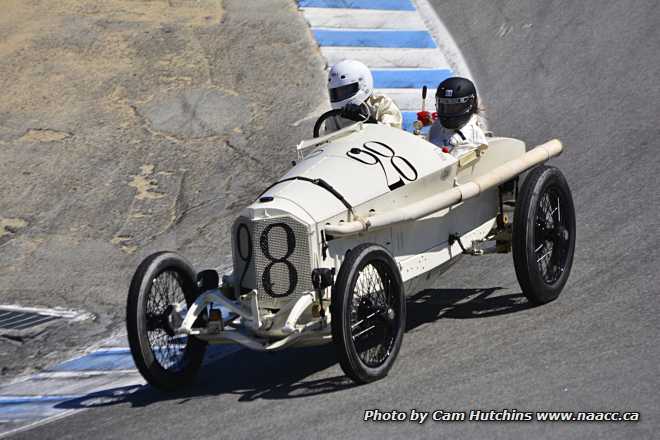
top-left (325, 60), bottom-right (402, 133)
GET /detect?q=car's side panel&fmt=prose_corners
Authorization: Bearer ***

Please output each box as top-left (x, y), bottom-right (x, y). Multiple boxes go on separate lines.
top-left (324, 195), bottom-right (497, 288)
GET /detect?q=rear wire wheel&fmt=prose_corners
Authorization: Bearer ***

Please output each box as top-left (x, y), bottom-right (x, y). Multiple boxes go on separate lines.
top-left (331, 243), bottom-right (405, 383)
top-left (513, 166), bottom-right (576, 305)
top-left (126, 251), bottom-right (207, 391)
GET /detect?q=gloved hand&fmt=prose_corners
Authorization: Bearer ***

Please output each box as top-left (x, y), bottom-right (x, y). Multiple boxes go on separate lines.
top-left (416, 111), bottom-right (432, 126)
top-left (340, 103), bottom-right (367, 121)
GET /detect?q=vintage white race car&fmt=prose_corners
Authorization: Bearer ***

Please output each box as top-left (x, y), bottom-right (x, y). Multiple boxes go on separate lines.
top-left (126, 115), bottom-right (575, 390)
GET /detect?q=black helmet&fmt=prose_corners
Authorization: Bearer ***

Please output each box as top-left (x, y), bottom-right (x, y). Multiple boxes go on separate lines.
top-left (435, 77), bottom-right (478, 129)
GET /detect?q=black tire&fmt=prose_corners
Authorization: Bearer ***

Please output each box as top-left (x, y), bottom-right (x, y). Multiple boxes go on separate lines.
top-left (331, 243), bottom-right (406, 383)
top-left (513, 166), bottom-right (576, 305)
top-left (126, 251), bottom-right (207, 391)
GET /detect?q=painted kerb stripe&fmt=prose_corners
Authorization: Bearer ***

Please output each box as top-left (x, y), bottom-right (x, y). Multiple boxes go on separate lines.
top-left (373, 68), bottom-right (451, 89)
top-left (299, 0), bottom-right (416, 11)
top-left (312, 29), bottom-right (437, 48)
top-left (50, 349), bottom-right (136, 372)
top-left (48, 344), bottom-right (239, 373)
top-left (0, 396), bottom-right (82, 405)
top-left (320, 47), bottom-right (449, 69)
top-left (301, 9), bottom-right (426, 30)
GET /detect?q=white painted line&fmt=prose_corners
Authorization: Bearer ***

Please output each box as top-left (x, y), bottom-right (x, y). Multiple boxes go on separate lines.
top-left (0, 395), bottom-right (84, 404)
top-left (80, 347), bottom-right (130, 354)
top-left (320, 47), bottom-right (449, 68)
top-left (31, 370), bottom-right (139, 379)
top-left (302, 8), bottom-right (426, 29)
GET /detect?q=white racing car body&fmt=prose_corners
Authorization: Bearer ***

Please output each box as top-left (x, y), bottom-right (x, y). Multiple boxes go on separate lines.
top-left (126, 121), bottom-right (575, 389)
top-left (251, 122), bottom-right (524, 298)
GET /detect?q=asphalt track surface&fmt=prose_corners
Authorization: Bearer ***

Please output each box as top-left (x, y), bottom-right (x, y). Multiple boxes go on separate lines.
top-left (14, 1), bottom-right (659, 439)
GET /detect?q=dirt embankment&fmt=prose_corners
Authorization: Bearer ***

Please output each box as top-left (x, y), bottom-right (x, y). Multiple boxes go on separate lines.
top-left (0, 0), bottom-right (326, 378)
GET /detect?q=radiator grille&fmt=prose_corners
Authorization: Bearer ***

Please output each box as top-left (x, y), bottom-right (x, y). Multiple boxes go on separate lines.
top-left (232, 216), bottom-right (313, 309)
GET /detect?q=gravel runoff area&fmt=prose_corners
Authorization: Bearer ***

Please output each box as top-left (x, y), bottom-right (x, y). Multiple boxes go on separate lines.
top-left (0, 0), bottom-right (327, 380)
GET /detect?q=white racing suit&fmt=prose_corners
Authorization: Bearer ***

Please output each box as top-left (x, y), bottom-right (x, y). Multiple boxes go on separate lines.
top-left (326, 93), bottom-right (403, 132)
top-left (429, 114), bottom-right (488, 157)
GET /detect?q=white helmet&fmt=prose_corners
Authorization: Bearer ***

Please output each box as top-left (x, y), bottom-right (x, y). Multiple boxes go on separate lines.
top-left (327, 60), bottom-right (374, 110)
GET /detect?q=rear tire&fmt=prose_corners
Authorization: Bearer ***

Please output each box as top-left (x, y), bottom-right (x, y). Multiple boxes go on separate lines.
top-left (513, 166), bottom-right (576, 305)
top-left (126, 251), bottom-right (207, 391)
top-left (331, 243), bottom-right (406, 384)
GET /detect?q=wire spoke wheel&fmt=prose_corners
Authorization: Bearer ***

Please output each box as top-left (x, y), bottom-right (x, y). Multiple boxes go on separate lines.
top-left (332, 244), bottom-right (405, 383)
top-left (513, 166), bottom-right (576, 305)
top-left (350, 262), bottom-right (399, 368)
top-left (145, 270), bottom-right (188, 372)
top-left (127, 252), bottom-right (207, 391)
top-left (534, 189), bottom-right (571, 284)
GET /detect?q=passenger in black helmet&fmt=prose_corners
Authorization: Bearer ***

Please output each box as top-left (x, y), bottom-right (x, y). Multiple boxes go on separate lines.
top-left (429, 77), bottom-right (487, 156)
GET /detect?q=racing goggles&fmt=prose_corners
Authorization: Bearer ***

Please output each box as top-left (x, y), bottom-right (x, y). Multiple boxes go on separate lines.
top-left (436, 94), bottom-right (475, 116)
top-left (329, 82), bottom-right (359, 103)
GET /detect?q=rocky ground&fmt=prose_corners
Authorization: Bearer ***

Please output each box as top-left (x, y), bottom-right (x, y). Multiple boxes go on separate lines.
top-left (0, 0), bottom-right (327, 379)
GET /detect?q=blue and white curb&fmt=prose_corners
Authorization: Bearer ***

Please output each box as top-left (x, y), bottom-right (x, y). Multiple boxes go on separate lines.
top-left (298, 0), bottom-right (475, 132)
top-left (0, 332), bottom-right (240, 438)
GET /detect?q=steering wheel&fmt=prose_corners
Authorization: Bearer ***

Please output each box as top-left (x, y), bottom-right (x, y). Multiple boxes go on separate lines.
top-left (312, 104), bottom-right (373, 138)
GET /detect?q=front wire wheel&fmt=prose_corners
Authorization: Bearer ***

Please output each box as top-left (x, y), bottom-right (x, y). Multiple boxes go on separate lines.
top-left (332, 244), bottom-right (405, 383)
top-left (145, 270), bottom-right (188, 372)
top-left (127, 252), bottom-right (207, 391)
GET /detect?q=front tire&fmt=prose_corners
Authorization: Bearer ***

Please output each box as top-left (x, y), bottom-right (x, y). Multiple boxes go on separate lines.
top-left (513, 166), bottom-right (576, 305)
top-left (331, 243), bottom-right (406, 384)
top-left (126, 251), bottom-right (207, 391)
